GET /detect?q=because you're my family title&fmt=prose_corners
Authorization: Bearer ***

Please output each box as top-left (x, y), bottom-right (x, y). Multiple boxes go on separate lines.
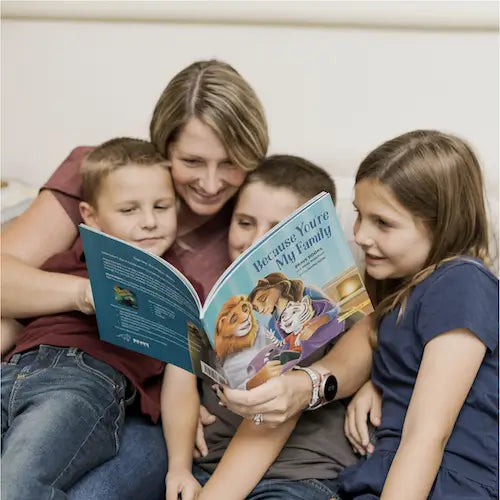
top-left (252, 210), bottom-right (332, 272)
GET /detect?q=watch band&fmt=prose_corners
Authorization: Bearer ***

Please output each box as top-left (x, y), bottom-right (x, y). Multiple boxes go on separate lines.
top-left (293, 366), bottom-right (321, 410)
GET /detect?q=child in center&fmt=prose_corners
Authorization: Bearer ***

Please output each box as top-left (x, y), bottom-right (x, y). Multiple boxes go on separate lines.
top-left (162, 155), bottom-right (357, 500)
top-left (1, 138), bottom-right (186, 499)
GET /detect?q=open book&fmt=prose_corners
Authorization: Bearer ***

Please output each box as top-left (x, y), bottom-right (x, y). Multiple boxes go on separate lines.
top-left (80, 192), bottom-right (373, 389)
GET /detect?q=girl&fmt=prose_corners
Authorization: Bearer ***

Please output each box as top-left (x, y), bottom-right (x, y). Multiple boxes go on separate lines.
top-left (339, 129), bottom-right (498, 498)
top-left (220, 130), bottom-right (498, 499)
top-left (163, 155), bottom-right (358, 500)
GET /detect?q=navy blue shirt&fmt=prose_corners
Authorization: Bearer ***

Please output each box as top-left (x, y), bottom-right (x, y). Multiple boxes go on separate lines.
top-left (340, 259), bottom-right (499, 499)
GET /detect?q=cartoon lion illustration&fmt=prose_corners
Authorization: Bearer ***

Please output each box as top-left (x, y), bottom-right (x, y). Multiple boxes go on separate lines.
top-left (214, 295), bottom-right (258, 361)
top-left (214, 295), bottom-right (278, 389)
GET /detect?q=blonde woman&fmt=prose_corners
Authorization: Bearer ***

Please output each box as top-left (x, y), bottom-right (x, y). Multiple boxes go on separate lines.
top-left (1, 60), bottom-right (268, 500)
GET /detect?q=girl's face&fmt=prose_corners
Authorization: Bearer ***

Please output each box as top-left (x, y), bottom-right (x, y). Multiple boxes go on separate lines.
top-left (353, 179), bottom-right (432, 280)
top-left (168, 117), bottom-right (247, 216)
top-left (251, 287), bottom-right (282, 315)
top-left (228, 182), bottom-right (305, 261)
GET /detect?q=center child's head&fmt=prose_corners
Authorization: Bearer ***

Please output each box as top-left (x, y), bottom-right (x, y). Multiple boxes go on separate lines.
top-left (228, 154), bottom-right (336, 262)
top-left (79, 138), bottom-right (177, 257)
top-left (353, 129), bottom-right (489, 287)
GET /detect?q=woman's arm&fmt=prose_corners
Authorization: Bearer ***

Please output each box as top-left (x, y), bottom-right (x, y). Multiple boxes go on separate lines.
top-left (218, 314), bottom-right (374, 424)
top-left (199, 416), bottom-right (299, 500)
top-left (1, 190), bottom-right (93, 317)
top-left (161, 365), bottom-right (201, 500)
top-left (381, 328), bottom-right (486, 500)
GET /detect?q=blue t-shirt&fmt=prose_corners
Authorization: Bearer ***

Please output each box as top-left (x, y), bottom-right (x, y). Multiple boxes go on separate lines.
top-left (340, 258), bottom-right (499, 499)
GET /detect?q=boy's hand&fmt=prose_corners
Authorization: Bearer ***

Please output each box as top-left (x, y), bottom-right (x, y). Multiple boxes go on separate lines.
top-left (165, 469), bottom-right (201, 500)
top-left (193, 405), bottom-right (216, 458)
top-left (344, 379), bottom-right (381, 456)
top-left (75, 278), bottom-right (95, 314)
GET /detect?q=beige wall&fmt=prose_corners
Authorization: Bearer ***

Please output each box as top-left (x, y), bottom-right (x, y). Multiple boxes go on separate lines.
top-left (2, 1), bottom-right (498, 203)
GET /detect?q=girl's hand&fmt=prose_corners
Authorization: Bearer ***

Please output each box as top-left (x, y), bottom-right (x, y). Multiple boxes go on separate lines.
top-left (216, 369), bottom-right (311, 426)
top-left (75, 278), bottom-right (95, 315)
top-left (193, 405), bottom-right (216, 458)
top-left (344, 379), bottom-right (381, 456)
top-left (165, 468), bottom-right (201, 500)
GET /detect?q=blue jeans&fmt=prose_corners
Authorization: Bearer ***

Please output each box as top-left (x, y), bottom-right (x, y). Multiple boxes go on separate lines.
top-left (1, 345), bottom-right (127, 500)
top-left (68, 415), bottom-right (167, 500)
top-left (192, 464), bottom-right (342, 500)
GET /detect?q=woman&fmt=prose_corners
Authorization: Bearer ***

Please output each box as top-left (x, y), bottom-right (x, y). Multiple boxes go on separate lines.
top-left (1, 59), bottom-right (268, 499)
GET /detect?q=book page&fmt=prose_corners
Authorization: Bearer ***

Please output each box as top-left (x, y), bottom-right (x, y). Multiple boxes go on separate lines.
top-left (201, 193), bottom-right (373, 389)
top-left (80, 225), bottom-right (204, 374)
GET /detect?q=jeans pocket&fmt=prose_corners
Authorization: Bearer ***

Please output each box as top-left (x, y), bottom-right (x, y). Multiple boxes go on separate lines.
top-left (76, 351), bottom-right (126, 396)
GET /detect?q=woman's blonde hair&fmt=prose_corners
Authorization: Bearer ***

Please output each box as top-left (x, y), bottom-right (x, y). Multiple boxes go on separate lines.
top-left (150, 60), bottom-right (268, 172)
top-left (357, 130), bottom-right (490, 325)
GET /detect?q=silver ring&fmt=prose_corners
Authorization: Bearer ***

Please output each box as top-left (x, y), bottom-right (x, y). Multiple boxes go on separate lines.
top-left (252, 413), bottom-right (263, 425)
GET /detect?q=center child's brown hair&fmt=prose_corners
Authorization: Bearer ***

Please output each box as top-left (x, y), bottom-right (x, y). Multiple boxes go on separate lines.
top-left (243, 154), bottom-right (336, 205)
top-left (81, 138), bottom-right (170, 207)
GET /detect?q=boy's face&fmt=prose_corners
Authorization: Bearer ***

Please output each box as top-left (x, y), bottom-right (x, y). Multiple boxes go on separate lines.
top-left (228, 181), bottom-right (305, 262)
top-left (80, 164), bottom-right (177, 256)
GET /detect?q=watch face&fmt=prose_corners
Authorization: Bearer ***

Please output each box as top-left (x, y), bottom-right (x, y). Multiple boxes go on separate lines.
top-left (323, 375), bottom-right (338, 401)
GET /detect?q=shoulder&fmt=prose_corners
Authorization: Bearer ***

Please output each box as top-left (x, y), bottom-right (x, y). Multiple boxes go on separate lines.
top-left (421, 258), bottom-right (498, 298)
top-left (416, 258), bottom-right (498, 350)
top-left (44, 146), bottom-right (94, 194)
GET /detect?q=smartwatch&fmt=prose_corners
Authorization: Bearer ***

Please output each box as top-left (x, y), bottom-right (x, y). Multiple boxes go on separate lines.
top-left (318, 372), bottom-right (338, 406)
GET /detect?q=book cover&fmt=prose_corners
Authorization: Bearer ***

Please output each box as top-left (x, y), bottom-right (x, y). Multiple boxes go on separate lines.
top-left (80, 192), bottom-right (373, 389)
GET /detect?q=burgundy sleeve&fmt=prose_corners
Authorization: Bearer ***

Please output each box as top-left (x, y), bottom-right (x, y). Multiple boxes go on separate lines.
top-left (41, 146), bottom-right (94, 226)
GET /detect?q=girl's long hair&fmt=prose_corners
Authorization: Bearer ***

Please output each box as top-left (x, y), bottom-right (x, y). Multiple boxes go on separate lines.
top-left (358, 130), bottom-right (490, 328)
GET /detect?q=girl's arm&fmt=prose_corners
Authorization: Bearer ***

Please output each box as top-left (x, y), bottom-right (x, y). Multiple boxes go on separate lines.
top-left (1, 190), bottom-right (92, 317)
top-left (199, 416), bottom-right (299, 500)
top-left (381, 328), bottom-right (486, 500)
top-left (161, 365), bottom-right (201, 500)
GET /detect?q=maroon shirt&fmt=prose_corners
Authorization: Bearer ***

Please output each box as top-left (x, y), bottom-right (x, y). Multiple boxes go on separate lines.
top-left (7, 238), bottom-right (200, 423)
top-left (43, 147), bottom-right (233, 299)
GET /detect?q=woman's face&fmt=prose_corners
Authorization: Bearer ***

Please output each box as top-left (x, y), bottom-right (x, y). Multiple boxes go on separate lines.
top-left (168, 117), bottom-right (247, 216)
top-left (251, 287), bottom-right (281, 315)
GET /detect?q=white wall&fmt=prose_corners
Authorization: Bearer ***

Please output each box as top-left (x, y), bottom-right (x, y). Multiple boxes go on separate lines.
top-left (2, 1), bottom-right (499, 205)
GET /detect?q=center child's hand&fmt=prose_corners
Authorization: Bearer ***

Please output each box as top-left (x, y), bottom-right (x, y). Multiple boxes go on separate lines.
top-left (216, 369), bottom-right (312, 426)
top-left (165, 468), bottom-right (201, 500)
top-left (75, 278), bottom-right (95, 315)
top-left (193, 405), bottom-right (216, 458)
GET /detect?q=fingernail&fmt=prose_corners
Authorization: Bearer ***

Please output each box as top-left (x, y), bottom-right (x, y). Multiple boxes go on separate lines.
top-left (218, 401), bottom-right (225, 407)
top-left (211, 384), bottom-right (219, 392)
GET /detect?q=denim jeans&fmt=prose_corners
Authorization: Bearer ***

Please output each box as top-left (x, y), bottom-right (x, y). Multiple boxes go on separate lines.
top-left (1, 345), bottom-right (127, 500)
top-left (192, 464), bottom-right (342, 500)
top-left (68, 415), bottom-right (167, 500)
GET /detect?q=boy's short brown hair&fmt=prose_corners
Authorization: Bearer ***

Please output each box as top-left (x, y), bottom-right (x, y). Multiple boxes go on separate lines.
top-left (82, 138), bottom-right (170, 207)
top-left (244, 154), bottom-right (336, 204)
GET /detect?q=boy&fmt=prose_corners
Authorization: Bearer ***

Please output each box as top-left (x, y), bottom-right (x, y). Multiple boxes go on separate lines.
top-left (1, 138), bottom-right (179, 499)
top-left (162, 156), bottom-right (356, 500)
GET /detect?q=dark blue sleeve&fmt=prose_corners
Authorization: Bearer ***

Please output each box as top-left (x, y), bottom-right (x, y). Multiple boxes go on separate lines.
top-left (416, 262), bottom-right (499, 352)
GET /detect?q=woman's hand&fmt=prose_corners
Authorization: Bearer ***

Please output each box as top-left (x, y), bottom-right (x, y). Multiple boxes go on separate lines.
top-left (344, 379), bottom-right (381, 456)
top-left (192, 405), bottom-right (216, 459)
top-left (216, 369), bottom-right (312, 426)
top-left (74, 278), bottom-right (95, 315)
top-left (165, 468), bottom-right (201, 500)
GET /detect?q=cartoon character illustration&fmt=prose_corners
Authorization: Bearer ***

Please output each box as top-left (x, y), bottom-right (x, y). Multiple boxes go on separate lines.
top-left (279, 295), bottom-right (316, 354)
top-left (247, 272), bottom-right (345, 375)
top-left (113, 285), bottom-right (138, 309)
top-left (214, 295), bottom-right (279, 390)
